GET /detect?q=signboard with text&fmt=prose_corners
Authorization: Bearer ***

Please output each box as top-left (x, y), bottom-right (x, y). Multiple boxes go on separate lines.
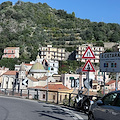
top-left (100, 52), bottom-right (120, 72)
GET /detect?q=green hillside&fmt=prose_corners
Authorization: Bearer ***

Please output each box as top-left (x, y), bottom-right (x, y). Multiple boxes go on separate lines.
top-left (0, 1), bottom-right (120, 70)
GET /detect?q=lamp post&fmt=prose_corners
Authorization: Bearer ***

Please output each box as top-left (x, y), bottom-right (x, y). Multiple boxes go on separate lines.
top-left (103, 72), bottom-right (105, 96)
top-left (46, 65), bottom-right (50, 102)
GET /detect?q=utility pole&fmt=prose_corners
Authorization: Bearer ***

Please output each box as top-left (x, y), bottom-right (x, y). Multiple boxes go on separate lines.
top-left (103, 72), bottom-right (105, 96)
top-left (116, 73), bottom-right (119, 91)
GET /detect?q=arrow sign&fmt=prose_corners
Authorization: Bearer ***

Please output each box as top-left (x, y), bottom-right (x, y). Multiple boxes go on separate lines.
top-left (22, 78), bottom-right (28, 86)
top-left (83, 78), bottom-right (92, 89)
top-left (82, 59), bottom-right (95, 72)
top-left (82, 46), bottom-right (95, 59)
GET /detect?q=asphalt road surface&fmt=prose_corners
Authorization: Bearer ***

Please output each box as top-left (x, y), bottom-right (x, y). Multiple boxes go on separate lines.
top-left (0, 96), bottom-right (88, 120)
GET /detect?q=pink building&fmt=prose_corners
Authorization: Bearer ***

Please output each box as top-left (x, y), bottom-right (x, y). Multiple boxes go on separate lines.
top-left (2, 47), bottom-right (19, 58)
top-left (105, 80), bottom-right (120, 93)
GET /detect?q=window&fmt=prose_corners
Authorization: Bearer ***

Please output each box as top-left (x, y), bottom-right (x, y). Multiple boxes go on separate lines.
top-left (65, 95), bottom-right (67, 99)
top-left (53, 95), bottom-right (55, 100)
top-left (93, 85), bottom-right (97, 89)
top-left (103, 93), bottom-right (117, 106)
top-left (43, 94), bottom-right (45, 99)
top-left (60, 95), bottom-right (62, 102)
top-left (51, 68), bottom-right (54, 70)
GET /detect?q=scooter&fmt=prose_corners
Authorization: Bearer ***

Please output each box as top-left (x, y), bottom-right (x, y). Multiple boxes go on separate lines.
top-left (74, 91), bottom-right (93, 113)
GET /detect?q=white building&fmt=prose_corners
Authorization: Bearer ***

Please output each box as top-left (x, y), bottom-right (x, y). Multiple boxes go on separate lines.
top-left (76, 44), bottom-right (104, 63)
top-left (30, 54), bottom-right (59, 76)
top-left (2, 71), bottom-right (17, 89)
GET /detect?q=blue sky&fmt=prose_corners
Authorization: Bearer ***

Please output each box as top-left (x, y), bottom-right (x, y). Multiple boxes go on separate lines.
top-left (0, 0), bottom-right (120, 24)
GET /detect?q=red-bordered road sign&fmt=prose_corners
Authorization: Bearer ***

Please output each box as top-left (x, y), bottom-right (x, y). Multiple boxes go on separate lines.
top-left (82, 59), bottom-right (95, 72)
top-left (82, 46), bottom-right (95, 59)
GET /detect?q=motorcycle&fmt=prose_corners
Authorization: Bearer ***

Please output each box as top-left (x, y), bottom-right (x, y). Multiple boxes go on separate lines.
top-left (74, 91), bottom-right (94, 113)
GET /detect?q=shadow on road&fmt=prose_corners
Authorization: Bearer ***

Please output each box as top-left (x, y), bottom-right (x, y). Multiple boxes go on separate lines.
top-left (32, 105), bottom-right (75, 120)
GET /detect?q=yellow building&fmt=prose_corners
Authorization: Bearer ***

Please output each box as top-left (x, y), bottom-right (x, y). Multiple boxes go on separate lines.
top-left (29, 82), bottom-right (74, 104)
top-left (39, 45), bottom-right (65, 61)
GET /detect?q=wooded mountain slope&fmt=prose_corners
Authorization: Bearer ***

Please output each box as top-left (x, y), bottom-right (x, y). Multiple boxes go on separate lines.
top-left (0, 1), bottom-right (120, 63)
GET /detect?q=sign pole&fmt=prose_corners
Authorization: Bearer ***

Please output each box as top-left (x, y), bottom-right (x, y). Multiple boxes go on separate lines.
top-left (87, 64), bottom-right (90, 96)
top-left (103, 72), bottom-right (105, 96)
top-left (116, 73), bottom-right (118, 91)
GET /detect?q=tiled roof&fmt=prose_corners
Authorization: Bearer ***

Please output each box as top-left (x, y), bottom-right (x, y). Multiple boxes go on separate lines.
top-left (38, 76), bottom-right (48, 81)
top-left (3, 71), bottom-right (17, 75)
top-left (5, 47), bottom-right (19, 49)
top-left (25, 63), bottom-right (33, 66)
top-left (43, 83), bottom-right (69, 90)
top-left (29, 83), bottom-right (69, 91)
top-left (27, 76), bottom-right (38, 82)
top-left (106, 80), bottom-right (116, 85)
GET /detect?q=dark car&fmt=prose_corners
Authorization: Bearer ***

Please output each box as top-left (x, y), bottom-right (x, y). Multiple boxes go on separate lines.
top-left (88, 90), bottom-right (120, 120)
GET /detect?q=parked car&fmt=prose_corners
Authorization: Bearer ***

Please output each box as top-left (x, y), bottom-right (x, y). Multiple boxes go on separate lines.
top-left (88, 90), bottom-right (120, 120)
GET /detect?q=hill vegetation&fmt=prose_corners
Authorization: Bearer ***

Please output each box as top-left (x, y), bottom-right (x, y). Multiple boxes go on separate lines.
top-left (0, 1), bottom-right (120, 70)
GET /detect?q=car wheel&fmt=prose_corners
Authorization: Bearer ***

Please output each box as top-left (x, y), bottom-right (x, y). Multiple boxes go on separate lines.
top-left (88, 112), bottom-right (95, 120)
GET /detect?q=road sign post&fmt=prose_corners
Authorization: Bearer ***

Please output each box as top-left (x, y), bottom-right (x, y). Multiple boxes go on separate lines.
top-left (87, 64), bottom-right (90, 95)
top-left (82, 46), bottom-right (95, 95)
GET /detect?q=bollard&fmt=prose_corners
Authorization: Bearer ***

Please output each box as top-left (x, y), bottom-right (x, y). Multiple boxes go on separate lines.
top-left (20, 89), bottom-right (22, 96)
top-left (46, 90), bottom-right (48, 102)
top-left (57, 92), bottom-right (59, 104)
top-left (69, 93), bottom-right (71, 107)
top-left (37, 89), bottom-right (39, 100)
top-left (28, 90), bottom-right (29, 99)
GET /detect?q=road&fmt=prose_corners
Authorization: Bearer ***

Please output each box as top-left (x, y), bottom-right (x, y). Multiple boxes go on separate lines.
top-left (0, 96), bottom-right (88, 120)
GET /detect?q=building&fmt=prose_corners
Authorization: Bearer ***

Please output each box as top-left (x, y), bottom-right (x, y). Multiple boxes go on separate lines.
top-left (76, 44), bottom-right (104, 63)
top-left (15, 54), bottom-right (59, 76)
top-left (39, 45), bottom-right (65, 61)
top-left (15, 63), bottom-right (32, 72)
top-left (29, 82), bottom-right (71, 103)
top-left (105, 80), bottom-right (120, 93)
top-left (2, 71), bottom-right (18, 89)
top-left (30, 54), bottom-right (59, 76)
top-left (95, 68), bottom-right (110, 85)
top-left (2, 47), bottom-right (20, 58)
top-left (0, 67), bottom-right (9, 88)
top-left (61, 74), bottom-right (80, 89)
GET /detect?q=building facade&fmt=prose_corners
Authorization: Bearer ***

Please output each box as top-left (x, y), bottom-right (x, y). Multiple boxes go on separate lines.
top-left (39, 45), bottom-right (65, 61)
top-left (76, 44), bottom-right (104, 63)
top-left (2, 71), bottom-right (17, 89)
top-left (2, 47), bottom-right (20, 58)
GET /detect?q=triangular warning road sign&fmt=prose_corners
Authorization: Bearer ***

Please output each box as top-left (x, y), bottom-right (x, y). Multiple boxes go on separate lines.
top-left (82, 46), bottom-right (95, 59)
top-left (82, 59), bottom-right (95, 72)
